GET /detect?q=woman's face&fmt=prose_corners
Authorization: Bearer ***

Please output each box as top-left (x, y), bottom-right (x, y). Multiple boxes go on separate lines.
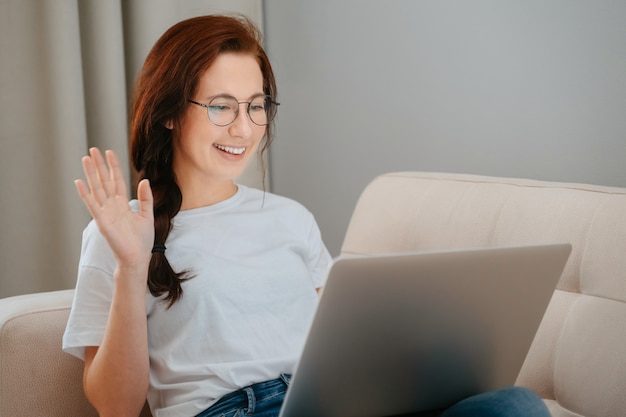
top-left (172, 52), bottom-right (266, 191)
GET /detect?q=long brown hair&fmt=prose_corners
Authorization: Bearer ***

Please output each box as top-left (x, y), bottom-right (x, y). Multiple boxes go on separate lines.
top-left (129, 15), bottom-right (277, 307)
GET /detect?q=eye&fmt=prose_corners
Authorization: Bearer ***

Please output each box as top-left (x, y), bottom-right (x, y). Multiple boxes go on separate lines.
top-left (208, 96), bottom-right (238, 113)
top-left (249, 99), bottom-right (267, 112)
top-left (208, 103), bottom-right (234, 112)
top-left (249, 104), bottom-right (265, 112)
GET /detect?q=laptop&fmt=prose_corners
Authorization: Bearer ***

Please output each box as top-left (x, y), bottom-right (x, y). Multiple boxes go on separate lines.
top-left (279, 243), bottom-right (571, 417)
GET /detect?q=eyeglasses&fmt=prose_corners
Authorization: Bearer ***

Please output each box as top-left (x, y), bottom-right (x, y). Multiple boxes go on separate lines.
top-left (188, 95), bottom-right (279, 127)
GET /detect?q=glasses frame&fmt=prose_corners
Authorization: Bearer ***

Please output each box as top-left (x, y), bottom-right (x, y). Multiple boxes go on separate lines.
top-left (187, 95), bottom-right (280, 127)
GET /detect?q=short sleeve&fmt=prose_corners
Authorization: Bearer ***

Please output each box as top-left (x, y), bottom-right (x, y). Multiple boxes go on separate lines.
top-left (305, 215), bottom-right (333, 289)
top-left (62, 220), bottom-right (116, 360)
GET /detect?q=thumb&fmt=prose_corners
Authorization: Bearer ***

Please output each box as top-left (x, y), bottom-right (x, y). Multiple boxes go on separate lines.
top-left (137, 178), bottom-right (154, 220)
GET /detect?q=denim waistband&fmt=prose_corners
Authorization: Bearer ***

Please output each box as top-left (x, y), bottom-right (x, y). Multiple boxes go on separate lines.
top-left (196, 374), bottom-right (291, 417)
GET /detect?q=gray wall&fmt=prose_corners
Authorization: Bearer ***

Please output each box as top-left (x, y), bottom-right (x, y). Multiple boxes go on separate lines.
top-left (264, 1), bottom-right (626, 256)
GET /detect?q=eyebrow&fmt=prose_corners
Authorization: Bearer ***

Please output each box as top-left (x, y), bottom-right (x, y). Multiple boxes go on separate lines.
top-left (205, 92), bottom-right (266, 101)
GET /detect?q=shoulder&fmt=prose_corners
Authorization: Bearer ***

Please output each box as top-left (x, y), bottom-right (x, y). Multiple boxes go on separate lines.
top-left (240, 186), bottom-right (314, 220)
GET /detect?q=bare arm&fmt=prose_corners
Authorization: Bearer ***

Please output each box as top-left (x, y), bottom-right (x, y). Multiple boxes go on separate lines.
top-left (82, 265), bottom-right (150, 417)
top-left (75, 148), bottom-right (154, 417)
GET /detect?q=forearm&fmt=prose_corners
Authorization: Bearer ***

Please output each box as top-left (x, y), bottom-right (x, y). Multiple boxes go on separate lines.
top-left (84, 265), bottom-right (150, 417)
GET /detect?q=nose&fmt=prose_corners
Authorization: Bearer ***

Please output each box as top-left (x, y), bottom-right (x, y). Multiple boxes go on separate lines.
top-left (228, 104), bottom-right (254, 138)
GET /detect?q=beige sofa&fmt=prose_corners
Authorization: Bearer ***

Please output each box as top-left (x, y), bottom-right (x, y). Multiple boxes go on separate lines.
top-left (1, 172), bottom-right (625, 417)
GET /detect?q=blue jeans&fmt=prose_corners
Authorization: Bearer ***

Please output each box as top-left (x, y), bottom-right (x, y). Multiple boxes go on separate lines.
top-left (195, 374), bottom-right (291, 417)
top-left (440, 387), bottom-right (551, 417)
top-left (196, 375), bottom-right (551, 417)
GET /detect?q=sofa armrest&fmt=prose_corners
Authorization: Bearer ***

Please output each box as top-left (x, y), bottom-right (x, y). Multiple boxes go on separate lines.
top-left (0, 290), bottom-right (97, 417)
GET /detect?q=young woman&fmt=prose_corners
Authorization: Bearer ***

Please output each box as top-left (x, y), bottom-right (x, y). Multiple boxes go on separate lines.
top-left (63, 15), bottom-right (551, 417)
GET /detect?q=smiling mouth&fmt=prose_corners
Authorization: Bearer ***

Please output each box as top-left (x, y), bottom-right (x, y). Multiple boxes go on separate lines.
top-left (214, 144), bottom-right (246, 155)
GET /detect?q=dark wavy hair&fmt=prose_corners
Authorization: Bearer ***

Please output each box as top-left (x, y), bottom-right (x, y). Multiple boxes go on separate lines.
top-left (129, 15), bottom-right (277, 307)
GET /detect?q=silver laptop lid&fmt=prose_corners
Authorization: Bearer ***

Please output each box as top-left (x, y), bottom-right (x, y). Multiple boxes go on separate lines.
top-left (280, 243), bottom-right (571, 417)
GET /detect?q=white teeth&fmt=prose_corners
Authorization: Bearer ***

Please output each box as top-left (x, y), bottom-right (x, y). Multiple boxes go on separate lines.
top-left (215, 144), bottom-right (245, 155)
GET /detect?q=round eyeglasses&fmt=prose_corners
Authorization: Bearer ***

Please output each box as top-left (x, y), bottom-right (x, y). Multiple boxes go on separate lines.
top-left (188, 95), bottom-right (279, 127)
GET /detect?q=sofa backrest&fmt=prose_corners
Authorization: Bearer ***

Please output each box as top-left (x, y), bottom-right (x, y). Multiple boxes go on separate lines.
top-left (341, 172), bottom-right (626, 417)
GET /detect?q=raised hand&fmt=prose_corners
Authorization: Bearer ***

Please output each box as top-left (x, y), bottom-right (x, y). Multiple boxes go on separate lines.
top-left (74, 148), bottom-right (155, 270)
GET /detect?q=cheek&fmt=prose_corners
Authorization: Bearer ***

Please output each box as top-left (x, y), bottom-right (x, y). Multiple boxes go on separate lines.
top-left (177, 120), bottom-right (218, 149)
top-left (254, 129), bottom-right (268, 149)
top-left (249, 136), bottom-right (266, 157)
top-left (172, 130), bottom-right (209, 163)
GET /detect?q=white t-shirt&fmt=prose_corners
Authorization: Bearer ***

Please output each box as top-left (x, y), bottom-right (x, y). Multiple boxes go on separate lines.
top-left (63, 185), bottom-right (332, 417)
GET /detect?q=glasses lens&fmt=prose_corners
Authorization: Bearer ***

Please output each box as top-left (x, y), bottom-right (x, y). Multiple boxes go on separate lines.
top-left (265, 97), bottom-right (278, 124)
top-left (248, 96), bottom-right (273, 126)
top-left (207, 96), bottom-right (238, 126)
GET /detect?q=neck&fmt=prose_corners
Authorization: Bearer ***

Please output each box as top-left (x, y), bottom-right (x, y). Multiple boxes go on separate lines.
top-left (179, 180), bottom-right (238, 211)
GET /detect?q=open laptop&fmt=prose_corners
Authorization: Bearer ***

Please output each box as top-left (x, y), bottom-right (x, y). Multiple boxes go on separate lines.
top-left (279, 243), bottom-right (571, 417)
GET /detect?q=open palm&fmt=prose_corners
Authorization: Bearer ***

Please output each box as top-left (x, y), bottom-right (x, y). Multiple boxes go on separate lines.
top-left (75, 148), bottom-right (154, 268)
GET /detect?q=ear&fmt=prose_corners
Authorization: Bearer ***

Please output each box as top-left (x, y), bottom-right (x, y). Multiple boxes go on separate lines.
top-left (164, 120), bottom-right (173, 129)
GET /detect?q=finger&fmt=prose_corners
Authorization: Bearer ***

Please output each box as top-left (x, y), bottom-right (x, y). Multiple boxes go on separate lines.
top-left (89, 147), bottom-right (116, 198)
top-left (105, 149), bottom-right (128, 198)
top-left (136, 179), bottom-right (154, 221)
top-left (74, 179), bottom-right (101, 219)
top-left (81, 155), bottom-right (108, 206)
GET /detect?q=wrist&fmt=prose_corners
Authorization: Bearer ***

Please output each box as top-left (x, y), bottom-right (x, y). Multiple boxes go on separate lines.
top-left (114, 261), bottom-right (150, 287)
top-left (115, 252), bottom-right (152, 271)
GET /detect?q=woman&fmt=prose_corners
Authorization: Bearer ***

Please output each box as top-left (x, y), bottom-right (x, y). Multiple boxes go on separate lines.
top-left (63, 15), bottom-right (551, 417)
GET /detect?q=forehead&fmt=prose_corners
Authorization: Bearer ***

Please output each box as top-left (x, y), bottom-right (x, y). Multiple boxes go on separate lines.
top-left (196, 52), bottom-right (263, 98)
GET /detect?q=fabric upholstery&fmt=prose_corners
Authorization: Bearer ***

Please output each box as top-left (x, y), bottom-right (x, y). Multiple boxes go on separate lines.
top-left (0, 290), bottom-right (153, 417)
top-left (0, 290), bottom-right (96, 417)
top-left (342, 172), bottom-right (626, 417)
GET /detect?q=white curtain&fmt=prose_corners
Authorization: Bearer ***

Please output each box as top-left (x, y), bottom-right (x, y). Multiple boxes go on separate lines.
top-left (0, 0), bottom-right (264, 297)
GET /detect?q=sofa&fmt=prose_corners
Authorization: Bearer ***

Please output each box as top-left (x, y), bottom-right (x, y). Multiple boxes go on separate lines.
top-left (1, 171), bottom-right (625, 417)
